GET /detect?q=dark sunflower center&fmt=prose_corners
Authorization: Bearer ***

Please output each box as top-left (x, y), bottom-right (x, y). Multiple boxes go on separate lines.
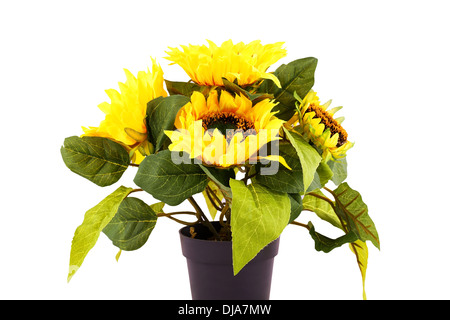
top-left (201, 112), bottom-right (256, 141)
top-left (307, 104), bottom-right (348, 147)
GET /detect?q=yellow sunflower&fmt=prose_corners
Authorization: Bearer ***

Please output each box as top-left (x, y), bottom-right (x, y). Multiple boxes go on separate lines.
top-left (164, 90), bottom-right (289, 168)
top-left (82, 59), bottom-right (167, 164)
top-left (165, 40), bottom-right (286, 88)
top-left (289, 91), bottom-right (354, 161)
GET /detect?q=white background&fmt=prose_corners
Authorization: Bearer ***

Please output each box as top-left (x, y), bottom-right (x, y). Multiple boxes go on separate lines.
top-left (1, 0), bottom-right (449, 300)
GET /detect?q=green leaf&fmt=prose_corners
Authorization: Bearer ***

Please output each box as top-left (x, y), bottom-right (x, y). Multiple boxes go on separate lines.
top-left (133, 150), bottom-right (208, 206)
top-left (102, 197), bottom-right (158, 251)
top-left (308, 222), bottom-right (358, 253)
top-left (258, 57), bottom-right (317, 120)
top-left (288, 192), bottom-right (303, 223)
top-left (229, 179), bottom-right (290, 275)
top-left (283, 129), bottom-right (322, 193)
top-left (304, 188), bottom-right (372, 299)
top-left (146, 95), bottom-right (191, 151)
top-left (247, 92), bottom-right (275, 105)
top-left (164, 79), bottom-right (209, 97)
top-left (67, 186), bottom-right (133, 282)
top-left (221, 78), bottom-right (274, 105)
top-left (303, 190), bottom-right (342, 229)
top-left (255, 143), bottom-right (301, 193)
top-left (61, 136), bottom-right (130, 187)
top-left (328, 158), bottom-right (348, 185)
top-left (332, 183), bottom-right (380, 250)
top-left (349, 240), bottom-right (369, 300)
top-left (317, 160), bottom-right (334, 187)
top-left (255, 142), bottom-right (321, 194)
top-left (221, 77), bottom-right (249, 97)
top-left (150, 201), bottom-right (165, 215)
top-left (199, 165), bottom-right (235, 200)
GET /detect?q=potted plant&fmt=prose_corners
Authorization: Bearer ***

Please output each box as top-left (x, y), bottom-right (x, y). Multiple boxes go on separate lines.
top-left (61, 39), bottom-right (380, 300)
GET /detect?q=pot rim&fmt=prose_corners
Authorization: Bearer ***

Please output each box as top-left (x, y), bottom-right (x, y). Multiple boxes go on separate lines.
top-left (179, 221), bottom-right (280, 264)
top-left (179, 221), bottom-right (230, 243)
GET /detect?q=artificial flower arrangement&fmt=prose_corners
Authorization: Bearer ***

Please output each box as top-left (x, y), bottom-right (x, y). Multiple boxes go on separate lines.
top-left (61, 40), bottom-right (379, 299)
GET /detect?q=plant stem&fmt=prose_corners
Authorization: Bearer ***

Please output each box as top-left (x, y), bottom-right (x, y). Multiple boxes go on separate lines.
top-left (206, 185), bottom-right (224, 211)
top-left (156, 211), bottom-right (199, 226)
top-left (219, 202), bottom-right (230, 227)
top-left (157, 211), bottom-right (197, 217)
top-left (323, 186), bottom-right (335, 196)
top-left (187, 196), bottom-right (204, 218)
top-left (322, 186), bottom-right (349, 233)
top-left (129, 163), bottom-right (140, 167)
top-left (307, 192), bottom-right (336, 210)
top-left (188, 196), bottom-right (221, 241)
top-left (237, 166), bottom-right (247, 173)
top-left (290, 220), bottom-right (311, 230)
top-left (161, 215), bottom-right (199, 226)
top-left (309, 188), bottom-right (349, 233)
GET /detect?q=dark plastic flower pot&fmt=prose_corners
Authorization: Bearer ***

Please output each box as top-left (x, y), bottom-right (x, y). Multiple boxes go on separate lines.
top-left (179, 222), bottom-right (279, 300)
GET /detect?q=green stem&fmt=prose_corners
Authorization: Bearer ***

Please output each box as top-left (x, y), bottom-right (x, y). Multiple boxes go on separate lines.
top-left (237, 166), bottom-right (247, 173)
top-left (241, 166), bottom-right (253, 185)
top-left (310, 188), bottom-right (349, 233)
top-left (323, 186), bottom-right (335, 196)
top-left (205, 185), bottom-right (224, 211)
top-left (188, 196), bottom-right (221, 241)
top-left (157, 211), bottom-right (196, 217)
top-left (308, 191), bottom-right (336, 211)
top-left (162, 215), bottom-right (199, 226)
top-left (290, 220), bottom-right (311, 230)
top-left (157, 211), bottom-right (198, 225)
top-left (219, 202), bottom-right (230, 227)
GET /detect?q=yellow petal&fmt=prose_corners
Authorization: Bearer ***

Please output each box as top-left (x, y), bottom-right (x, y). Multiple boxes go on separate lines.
top-left (260, 72), bottom-right (282, 88)
top-left (258, 155), bottom-right (292, 170)
top-left (83, 59), bottom-right (167, 150)
top-left (165, 40), bottom-right (286, 87)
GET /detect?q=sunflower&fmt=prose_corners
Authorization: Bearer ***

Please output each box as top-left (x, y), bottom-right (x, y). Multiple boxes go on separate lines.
top-left (164, 90), bottom-right (289, 168)
top-left (165, 40), bottom-right (287, 88)
top-left (289, 91), bottom-right (354, 161)
top-left (82, 59), bottom-right (167, 164)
